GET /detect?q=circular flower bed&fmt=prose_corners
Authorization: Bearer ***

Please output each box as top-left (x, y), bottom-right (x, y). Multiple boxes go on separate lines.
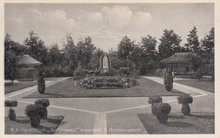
top-left (80, 76), bottom-right (138, 89)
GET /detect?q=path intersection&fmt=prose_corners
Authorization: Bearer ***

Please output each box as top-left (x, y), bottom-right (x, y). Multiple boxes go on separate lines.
top-left (5, 76), bottom-right (214, 134)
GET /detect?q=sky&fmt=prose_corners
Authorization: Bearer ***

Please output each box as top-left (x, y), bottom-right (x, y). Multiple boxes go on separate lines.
top-left (5, 3), bottom-right (214, 51)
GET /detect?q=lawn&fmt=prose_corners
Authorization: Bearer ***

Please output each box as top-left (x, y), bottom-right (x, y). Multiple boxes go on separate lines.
top-left (138, 112), bottom-right (214, 134)
top-left (5, 81), bottom-right (37, 94)
top-left (175, 79), bottom-right (214, 92)
top-left (5, 116), bottom-right (64, 134)
top-left (24, 78), bottom-right (186, 98)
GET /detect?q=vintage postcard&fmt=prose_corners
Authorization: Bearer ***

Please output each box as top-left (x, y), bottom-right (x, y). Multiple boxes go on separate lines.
top-left (1, 0), bottom-right (219, 137)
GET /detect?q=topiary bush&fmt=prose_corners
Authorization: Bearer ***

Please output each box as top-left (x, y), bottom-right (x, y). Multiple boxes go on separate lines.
top-left (177, 95), bottom-right (193, 115)
top-left (35, 99), bottom-right (50, 119)
top-left (164, 68), bottom-right (173, 91)
top-left (151, 103), bottom-right (171, 124)
top-left (193, 68), bottom-right (202, 80)
top-left (5, 100), bottom-right (17, 121)
top-left (25, 104), bottom-right (42, 127)
top-left (148, 96), bottom-right (162, 104)
top-left (38, 77), bottom-right (45, 94)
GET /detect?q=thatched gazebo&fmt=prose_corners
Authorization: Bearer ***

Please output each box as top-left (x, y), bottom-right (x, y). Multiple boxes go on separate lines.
top-left (17, 54), bottom-right (42, 81)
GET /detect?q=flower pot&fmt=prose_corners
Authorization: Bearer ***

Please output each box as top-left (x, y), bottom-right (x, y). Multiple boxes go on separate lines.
top-left (30, 115), bottom-right (41, 128)
top-left (8, 109), bottom-right (16, 121)
top-left (181, 104), bottom-right (190, 115)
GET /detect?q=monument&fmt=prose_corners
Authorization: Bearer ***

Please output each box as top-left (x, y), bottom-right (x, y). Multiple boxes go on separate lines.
top-left (99, 53), bottom-right (111, 72)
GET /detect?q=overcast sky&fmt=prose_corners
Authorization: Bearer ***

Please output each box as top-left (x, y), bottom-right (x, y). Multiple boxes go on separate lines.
top-left (5, 3), bottom-right (214, 51)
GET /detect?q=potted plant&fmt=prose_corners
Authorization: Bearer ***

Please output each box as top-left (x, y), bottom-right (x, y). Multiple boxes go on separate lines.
top-left (5, 100), bottom-right (17, 121)
top-left (151, 103), bottom-right (171, 124)
top-left (35, 99), bottom-right (50, 119)
top-left (25, 104), bottom-right (42, 127)
top-left (177, 95), bottom-right (193, 115)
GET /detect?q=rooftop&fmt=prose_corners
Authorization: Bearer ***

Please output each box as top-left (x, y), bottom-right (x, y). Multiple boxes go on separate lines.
top-left (160, 52), bottom-right (197, 64)
top-left (17, 54), bottom-right (41, 65)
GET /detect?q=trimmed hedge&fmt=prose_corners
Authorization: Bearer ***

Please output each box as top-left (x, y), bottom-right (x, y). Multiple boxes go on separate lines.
top-left (25, 104), bottom-right (42, 127)
top-left (35, 99), bottom-right (50, 107)
top-left (34, 99), bottom-right (50, 119)
top-left (38, 77), bottom-right (45, 94)
top-left (148, 96), bottom-right (162, 104)
top-left (5, 100), bottom-right (17, 121)
top-left (177, 95), bottom-right (193, 115)
top-left (164, 69), bottom-right (173, 91)
top-left (5, 100), bottom-right (17, 107)
top-left (152, 103), bottom-right (171, 124)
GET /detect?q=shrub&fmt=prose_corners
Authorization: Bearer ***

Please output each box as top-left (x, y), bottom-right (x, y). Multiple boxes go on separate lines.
top-left (177, 95), bottom-right (193, 115)
top-left (193, 68), bottom-right (202, 79)
top-left (148, 96), bottom-right (162, 104)
top-left (152, 103), bottom-right (171, 124)
top-left (74, 68), bottom-right (87, 78)
top-left (25, 104), bottom-right (42, 127)
top-left (8, 109), bottom-right (16, 121)
top-left (35, 99), bottom-right (50, 119)
top-left (5, 100), bottom-right (17, 107)
top-left (5, 100), bottom-right (17, 121)
top-left (38, 77), bottom-right (45, 94)
top-left (35, 99), bottom-right (50, 107)
top-left (164, 69), bottom-right (173, 91)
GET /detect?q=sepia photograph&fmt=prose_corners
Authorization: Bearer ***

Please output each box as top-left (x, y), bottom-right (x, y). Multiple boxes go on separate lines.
top-left (3, 1), bottom-right (217, 135)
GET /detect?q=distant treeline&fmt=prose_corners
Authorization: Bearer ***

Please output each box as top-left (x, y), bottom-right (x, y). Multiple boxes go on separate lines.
top-left (5, 27), bottom-right (214, 81)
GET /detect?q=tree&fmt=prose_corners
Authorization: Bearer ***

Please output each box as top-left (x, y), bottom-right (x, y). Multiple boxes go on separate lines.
top-left (63, 34), bottom-right (78, 75)
top-left (185, 27), bottom-right (200, 53)
top-left (5, 34), bottom-right (26, 83)
top-left (139, 35), bottom-right (158, 74)
top-left (76, 36), bottom-right (95, 68)
top-left (117, 36), bottom-right (135, 61)
top-left (201, 27), bottom-right (214, 79)
top-left (25, 31), bottom-right (48, 65)
top-left (158, 29), bottom-right (182, 59)
top-left (47, 44), bottom-right (68, 76)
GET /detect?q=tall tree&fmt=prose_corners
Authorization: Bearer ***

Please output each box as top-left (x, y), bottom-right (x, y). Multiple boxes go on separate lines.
top-left (139, 35), bottom-right (158, 74)
top-left (158, 29), bottom-right (182, 59)
top-left (5, 34), bottom-right (26, 83)
top-left (185, 27), bottom-right (200, 53)
top-left (76, 36), bottom-right (95, 68)
top-left (201, 27), bottom-right (214, 79)
top-left (25, 31), bottom-right (48, 64)
top-left (117, 36), bottom-right (135, 61)
top-left (63, 34), bottom-right (77, 75)
top-left (201, 27), bottom-right (214, 53)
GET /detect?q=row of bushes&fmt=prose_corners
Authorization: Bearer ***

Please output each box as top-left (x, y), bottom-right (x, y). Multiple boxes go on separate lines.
top-left (5, 99), bottom-right (50, 128)
top-left (148, 95), bottom-right (193, 124)
top-left (25, 99), bottom-right (50, 127)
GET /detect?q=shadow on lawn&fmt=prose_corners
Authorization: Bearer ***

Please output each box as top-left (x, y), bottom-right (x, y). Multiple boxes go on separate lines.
top-left (166, 122), bottom-right (194, 128)
top-left (189, 114), bottom-right (214, 119)
top-left (138, 113), bottom-right (194, 134)
top-left (168, 115), bottom-right (185, 119)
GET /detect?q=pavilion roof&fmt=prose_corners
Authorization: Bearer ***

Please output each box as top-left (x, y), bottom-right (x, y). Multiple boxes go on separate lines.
top-left (17, 54), bottom-right (41, 65)
top-left (160, 52), bottom-right (197, 64)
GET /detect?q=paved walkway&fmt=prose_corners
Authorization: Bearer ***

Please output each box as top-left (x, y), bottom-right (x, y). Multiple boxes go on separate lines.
top-left (5, 76), bottom-right (214, 134)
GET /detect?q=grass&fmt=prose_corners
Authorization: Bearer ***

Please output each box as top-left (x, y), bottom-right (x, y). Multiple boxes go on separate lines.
top-left (5, 81), bottom-right (37, 94)
top-left (24, 78), bottom-right (186, 98)
top-left (5, 116), bottom-right (64, 134)
top-left (138, 112), bottom-right (214, 134)
top-left (175, 79), bottom-right (214, 92)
